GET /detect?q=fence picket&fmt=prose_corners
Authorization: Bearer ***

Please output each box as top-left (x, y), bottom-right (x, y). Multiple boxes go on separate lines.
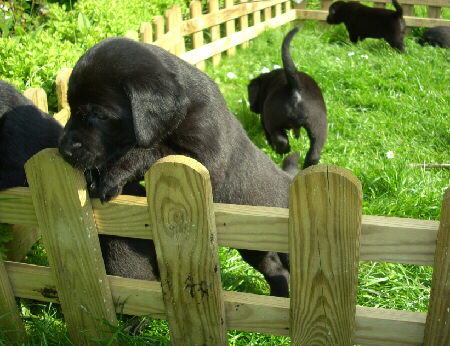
top-left (424, 187), bottom-right (450, 345)
top-left (209, 0), bottom-right (222, 66)
top-left (190, 1), bottom-right (206, 70)
top-left (225, 0), bottom-right (237, 56)
top-left (0, 259), bottom-right (25, 342)
top-left (145, 155), bottom-right (227, 345)
top-left (56, 67), bottom-right (72, 112)
top-left (24, 88), bottom-right (48, 113)
top-left (140, 22), bottom-right (153, 43)
top-left (25, 149), bottom-right (118, 345)
top-left (289, 165), bottom-right (362, 345)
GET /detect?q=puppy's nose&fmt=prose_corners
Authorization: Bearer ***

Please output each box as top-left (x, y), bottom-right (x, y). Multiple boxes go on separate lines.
top-left (59, 137), bottom-right (82, 158)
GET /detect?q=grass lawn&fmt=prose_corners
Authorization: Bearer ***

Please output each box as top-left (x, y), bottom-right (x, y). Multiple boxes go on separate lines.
top-left (1, 7), bottom-right (449, 346)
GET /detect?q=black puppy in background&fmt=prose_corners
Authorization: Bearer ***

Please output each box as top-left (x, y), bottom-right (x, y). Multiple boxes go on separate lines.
top-left (327, 0), bottom-right (406, 51)
top-left (418, 26), bottom-right (450, 48)
top-left (248, 27), bottom-right (327, 169)
top-left (59, 37), bottom-right (302, 297)
top-left (0, 81), bottom-right (63, 190)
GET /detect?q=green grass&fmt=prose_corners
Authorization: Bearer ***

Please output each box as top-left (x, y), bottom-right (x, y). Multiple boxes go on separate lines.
top-left (1, 6), bottom-right (450, 346)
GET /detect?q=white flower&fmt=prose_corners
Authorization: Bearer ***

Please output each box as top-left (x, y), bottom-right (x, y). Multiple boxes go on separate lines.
top-left (227, 72), bottom-right (237, 79)
top-left (386, 151), bottom-right (395, 159)
top-left (360, 54), bottom-right (369, 59)
top-left (4, 15), bottom-right (10, 20)
top-left (348, 51), bottom-right (355, 56)
top-left (237, 99), bottom-right (243, 103)
top-left (0, 4), bottom-right (7, 10)
top-left (261, 67), bottom-right (270, 73)
top-left (336, 57), bottom-right (341, 62)
top-left (273, 64), bottom-right (281, 69)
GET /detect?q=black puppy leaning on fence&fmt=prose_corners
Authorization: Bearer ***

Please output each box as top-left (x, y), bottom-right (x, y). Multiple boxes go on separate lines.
top-left (58, 36), bottom-right (303, 298)
top-left (326, 0), bottom-right (406, 52)
top-left (247, 26), bottom-right (327, 169)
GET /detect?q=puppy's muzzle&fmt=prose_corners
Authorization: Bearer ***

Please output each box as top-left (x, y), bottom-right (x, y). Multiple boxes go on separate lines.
top-left (59, 133), bottom-right (94, 170)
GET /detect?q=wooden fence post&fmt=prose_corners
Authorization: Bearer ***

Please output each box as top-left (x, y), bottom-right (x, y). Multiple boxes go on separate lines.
top-left (289, 165), bottom-right (362, 345)
top-left (24, 87), bottom-right (48, 113)
top-left (0, 259), bottom-right (25, 342)
top-left (166, 5), bottom-right (185, 56)
top-left (25, 149), bottom-right (118, 345)
top-left (140, 22), bottom-right (153, 43)
top-left (209, 0), bottom-right (221, 66)
top-left (153, 15), bottom-right (165, 41)
top-left (190, 1), bottom-right (206, 70)
top-left (225, 0), bottom-right (236, 56)
top-left (145, 155), bottom-right (228, 345)
top-left (56, 67), bottom-right (72, 111)
top-left (423, 187), bottom-right (450, 345)
top-left (239, 5), bottom-right (249, 49)
top-left (264, 2), bottom-right (272, 22)
top-left (428, 5), bottom-right (441, 18)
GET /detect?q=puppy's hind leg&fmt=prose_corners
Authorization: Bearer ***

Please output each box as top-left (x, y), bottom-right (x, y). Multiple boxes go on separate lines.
top-left (238, 249), bottom-right (289, 297)
top-left (303, 119), bottom-right (327, 169)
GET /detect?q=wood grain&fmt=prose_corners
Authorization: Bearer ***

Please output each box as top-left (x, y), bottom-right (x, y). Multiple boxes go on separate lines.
top-left (6, 260), bottom-right (428, 344)
top-left (0, 260), bottom-right (25, 342)
top-left (0, 186), bottom-right (441, 266)
top-left (424, 187), bottom-right (450, 345)
top-left (25, 149), bottom-right (117, 345)
top-left (146, 155), bottom-right (227, 345)
top-left (289, 165), bottom-right (362, 344)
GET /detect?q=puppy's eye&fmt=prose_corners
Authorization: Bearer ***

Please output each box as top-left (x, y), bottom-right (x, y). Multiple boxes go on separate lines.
top-left (93, 112), bottom-right (108, 121)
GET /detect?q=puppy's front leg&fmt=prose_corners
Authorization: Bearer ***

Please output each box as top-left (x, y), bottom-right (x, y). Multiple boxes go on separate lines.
top-left (94, 146), bottom-right (171, 202)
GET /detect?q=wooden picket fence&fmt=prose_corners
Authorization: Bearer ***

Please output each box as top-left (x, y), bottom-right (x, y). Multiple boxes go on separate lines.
top-left (1, 1), bottom-right (450, 344)
top-left (0, 146), bottom-right (448, 345)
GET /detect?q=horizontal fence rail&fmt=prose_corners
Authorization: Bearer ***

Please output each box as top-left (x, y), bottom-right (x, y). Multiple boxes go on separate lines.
top-left (0, 186), bottom-right (439, 266)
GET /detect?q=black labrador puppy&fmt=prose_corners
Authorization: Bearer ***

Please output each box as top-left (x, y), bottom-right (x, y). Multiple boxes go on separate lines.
top-left (0, 80), bottom-right (63, 190)
top-left (247, 27), bottom-right (327, 169)
top-left (327, 0), bottom-right (406, 51)
top-left (58, 37), bottom-right (300, 297)
top-left (418, 26), bottom-right (450, 48)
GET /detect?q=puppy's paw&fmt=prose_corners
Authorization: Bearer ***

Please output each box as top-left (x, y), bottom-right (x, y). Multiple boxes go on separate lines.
top-left (98, 183), bottom-right (122, 203)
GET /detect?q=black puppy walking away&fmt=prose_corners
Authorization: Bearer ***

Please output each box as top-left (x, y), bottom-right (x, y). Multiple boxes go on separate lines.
top-left (59, 37), bottom-right (302, 297)
top-left (248, 27), bottom-right (327, 168)
top-left (327, 0), bottom-right (406, 51)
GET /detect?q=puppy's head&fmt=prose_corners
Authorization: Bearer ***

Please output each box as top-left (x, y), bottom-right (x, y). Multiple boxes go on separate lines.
top-left (326, 1), bottom-right (346, 24)
top-left (59, 38), bottom-right (188, 171)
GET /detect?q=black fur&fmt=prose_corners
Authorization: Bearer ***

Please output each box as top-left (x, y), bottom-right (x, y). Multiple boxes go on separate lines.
top-left (248, 27), bottom-right (327, 168)
top-left (418, 26), bottom-right (450, 48)
top-left (59, 37), bottom-right (301, 297)
top-left (0, 81), bottom-right (63, 190)
top-left (326, 0), bottom-right (406, 51)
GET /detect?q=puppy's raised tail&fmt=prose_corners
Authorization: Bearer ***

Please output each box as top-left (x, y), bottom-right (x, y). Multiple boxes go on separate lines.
top-left (392, 0), bottom-right (403, 16)
top-left (282, 26), bottom-right (302, 92)
top-left (282, 152), bottom-right (300, 177)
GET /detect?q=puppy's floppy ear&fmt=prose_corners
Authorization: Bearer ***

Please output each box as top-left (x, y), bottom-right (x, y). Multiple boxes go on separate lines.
top-left (124, 75), bottom-right (188, 148)
top-left (248, 78), bottom-right (262, 114)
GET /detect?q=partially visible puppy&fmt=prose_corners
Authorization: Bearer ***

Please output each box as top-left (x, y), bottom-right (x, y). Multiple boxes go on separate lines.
top-left (248, 27), bottom-right (327, 169)
top-left (418, 26), bottom-right (450, 48)
top-left (326, 0), bottom-right (406, 51)
top-left (0, 81), bottom-right (63, 190)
